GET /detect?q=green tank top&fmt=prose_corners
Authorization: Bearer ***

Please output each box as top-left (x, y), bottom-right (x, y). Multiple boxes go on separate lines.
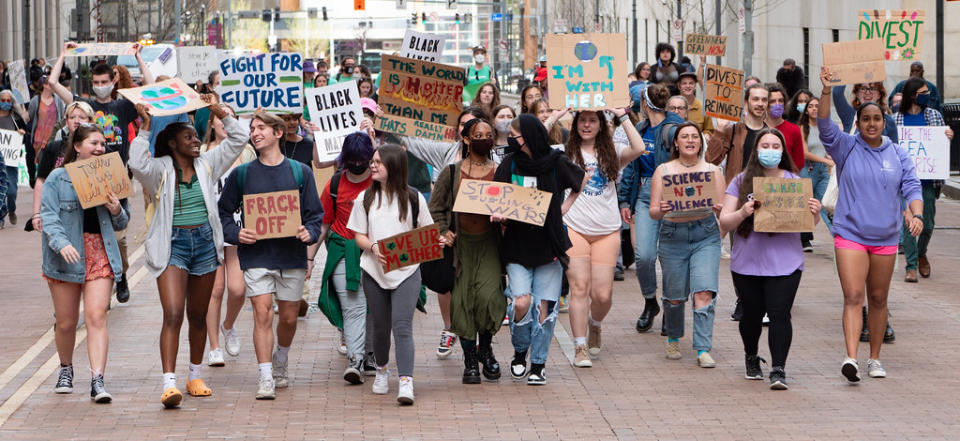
top-left (172, 173), bottom-right (209, 227)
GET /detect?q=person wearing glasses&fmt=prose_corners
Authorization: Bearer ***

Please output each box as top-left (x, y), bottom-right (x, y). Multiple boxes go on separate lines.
top-left (330, 56), bottom-right (357, 85)
top-left (666, 96), bottom-right (689, 121)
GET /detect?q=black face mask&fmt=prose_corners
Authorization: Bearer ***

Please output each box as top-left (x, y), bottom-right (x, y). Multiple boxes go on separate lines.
top-left (470, 138), bottom-right (494, 157)
top-left (346, 163), bottom-right (368, 175)
top-left (507, 136), bottom-right (523, 153)
top-left (344, 66), bottom-right (355, 75)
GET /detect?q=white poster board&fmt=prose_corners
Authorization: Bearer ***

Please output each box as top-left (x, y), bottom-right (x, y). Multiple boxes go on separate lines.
top-left (7, 60), bottom-right (30, 104)
top-left (305, 81), bottom-right (364, 162)
top-left (0, 129), bottom-right (25, 167)
top-left (400, 30), bottom-right (447, 62)
top-left (177, 46), bottom-right (220, 83)
top-left (216, 52), bottom-right (304, 114)
top-left (898, 125), bottom-right (951, 180)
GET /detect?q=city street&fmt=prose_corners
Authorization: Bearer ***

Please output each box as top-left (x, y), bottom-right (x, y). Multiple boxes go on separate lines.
top-left (2, 186), bottom-right (960, 440)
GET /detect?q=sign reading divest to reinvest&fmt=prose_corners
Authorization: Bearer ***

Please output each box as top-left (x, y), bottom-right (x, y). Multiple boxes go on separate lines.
top-left (661, 171), bottom-right (718, 214)
top-left (703, 64), bottom-right (744, 122)
top-left (545, 33), bottom-right (628, 110)
top-left (217, 52), bottom-right (303, 114)
top-left (452, 179), bottom-right (551, 226)
top-left (376, 54), bottom-right (464, 141)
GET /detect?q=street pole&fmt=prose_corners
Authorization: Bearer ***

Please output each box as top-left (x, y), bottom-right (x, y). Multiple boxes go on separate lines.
top-left (226, 0), bottom-right (232, 48)
top-left (632, 0), bottom-right (637, 68)
top-left (23, 0), bottom-right (31, 60)
top-left (936, 0), bottom-right (943, 96)
top-left (174, 0), bottom-right (182, 44)
top-left (676, 0), bottom-right (682, 57)
top-left (742, 0), bottom-right (753, 77)
top-left (714, 0), bottom-right (721, 66)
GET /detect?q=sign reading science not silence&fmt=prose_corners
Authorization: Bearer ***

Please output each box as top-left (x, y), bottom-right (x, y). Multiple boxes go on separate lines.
top-left (376, 54), bottom-right (464, 142)
top-left (661, 170), bottom-right (718, 214)
top-left (452, 179), bottom-right (551, 226)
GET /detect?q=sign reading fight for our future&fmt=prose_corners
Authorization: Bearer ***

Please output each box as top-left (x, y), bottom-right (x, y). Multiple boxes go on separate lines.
top-left (822, 39), bottom-right (886, 86)
top-left (684, 33), bottom-right (727, 56)
top-left (63, 152), bottom-right (133, 209)
top-left (858, 9), bottom-right (925, 61)
top-left (217, 52), bottom-right (303, 114)
top-left (400, 29), bottom-right (447, 62)
top-left (752, 177), bottom-right (814, 233)
top-left (452, 179), bottom-right (551, 226)
top-left (545, 33), bottom-right (628, 111)
top-left (305, 81), bottom-right (363, 162)
top-left (376, 54), bottom-right (464, 142)
top-left (378, 224), bottom-right (443, 272)
top-left (0, 129), bottom-right (24, 167)
top-left (703, 64), bottom-right (744, 122)
top-left (118, 78), bottom-right (208, 116)
top-left (661, 171), bottom-right (718, 214)
top-left (899, 125), bottom-right (951, 180)
top-left (242, 190), bottom-right (302, 239)
top-left (66, 42), bottom-right (138, 57)
top-left (178, 46), bottom-right (220, 83)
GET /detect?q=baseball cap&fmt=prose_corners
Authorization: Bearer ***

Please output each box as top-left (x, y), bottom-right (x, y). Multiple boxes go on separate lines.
top-left (360, 97), bottom-right (378, 115)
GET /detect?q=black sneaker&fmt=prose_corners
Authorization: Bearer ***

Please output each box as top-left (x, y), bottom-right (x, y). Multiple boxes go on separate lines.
top-left (510, 351), bottom-right (528, 381)
top-left (90, 375), bottom-right (112, 403)
top-left (884, 322), bottom-right (895, 343)
top-left (527, 364), bottom-right (546, 385)
top-left (744, 354), bottom-right (766, 380)
top-left (344, 357), bottom-right (364, 385)
top-left (362, 353), bottom-right (377, 377)
top-left (770, 367), bottom-right (788, 390)
top-left (613, 268), bottom-right (625, 281)
top-left (802, 240), bottom-right (813, 253)
top-left (55, 365), bottom-right (74, 394)
top-left (731, 298), bottom-right (743, 321)
top-left (115, 273), bottom-right (130, 303)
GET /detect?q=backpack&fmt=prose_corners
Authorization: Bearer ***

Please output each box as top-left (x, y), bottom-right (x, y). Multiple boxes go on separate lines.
top-left (235, 158), bottom-right (305, 205)
top-left (327, 170), bottom-right (344, 228)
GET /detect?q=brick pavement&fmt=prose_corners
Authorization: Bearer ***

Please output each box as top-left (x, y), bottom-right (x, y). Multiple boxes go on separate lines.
top-left (2, 186), bottom-right (960, 440)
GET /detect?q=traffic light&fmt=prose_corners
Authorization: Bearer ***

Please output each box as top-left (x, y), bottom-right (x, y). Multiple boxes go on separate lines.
top-left (262, 9), bottom-right (270, 21)
top-left (422, 12), bottom-right (427, 22)
top-left (274, 7), bottom-right (280, 21)
top-left (322, 6), bottom-right (328, 20)
top-left (411, 12), bottom-right (418, 24)
top-left (455, 13), bottom-right (460, 24)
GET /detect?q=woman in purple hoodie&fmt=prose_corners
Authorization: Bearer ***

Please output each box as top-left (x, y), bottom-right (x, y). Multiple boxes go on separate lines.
top-left (817, 67), bottom-right (923, 384)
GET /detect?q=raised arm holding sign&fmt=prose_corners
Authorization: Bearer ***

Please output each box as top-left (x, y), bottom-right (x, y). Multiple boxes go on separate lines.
top-left (304, 81), bottom-right (363, 162)
top-left (376, 54), bottom-right (464, 141)
top-left (545, 33), bottom-right (629, 111)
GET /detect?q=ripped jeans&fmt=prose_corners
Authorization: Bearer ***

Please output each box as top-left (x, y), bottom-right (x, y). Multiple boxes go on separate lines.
top-left (505, 261), bottom-right (563, 365)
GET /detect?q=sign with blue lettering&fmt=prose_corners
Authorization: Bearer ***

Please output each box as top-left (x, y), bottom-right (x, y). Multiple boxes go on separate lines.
top-left (491, 13), bottom-right (503, 22)
top-left (545, 33), bottom-right (628, 111)
top-left (216, 52), bottom-right (304, 114)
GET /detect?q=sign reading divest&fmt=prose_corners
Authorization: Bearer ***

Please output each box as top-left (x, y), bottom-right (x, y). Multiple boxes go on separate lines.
top-left (305, 81), bottom-right (363, 162)
top-left (452, 179), bottom-right (551, 226)
top-left (400, 29), bottom-right (447, 62)
top-left (898, 125), bottom-right (951, 180)
top-left (217, 52), bottom-right (303, 114)
top-left (0, 129), bottom-right (25, 167)
top-left (66, 42), bottom-right (138, 57)
top-left (822, 39), bottom-right (886, 86)
top-left (661, 171), bottom-right (718, 214)
top-left (752, 177), bottom-right (814, 233)
top-left (63, 151), bottom-right (132, 209)
top-left (7, 60), bottom-right (29, 104)
top-left (858, 9), bottom-right (925, 61)
top-left (378, 224), bottom-right (443, 272)
top-left (242, 190), bottom-right (302, 239)
top-left (118, 78), bottom-right (207, 116)
top-left (684, 33), bottom-right (727, 56)
top-left (178, 46), bottom-right (220, 83)
top-left (377, 54), bottom-right (464, 141)
top-left (703, 65), bottom-right (744, 122)
top-left (545, 33), bottom-right (628, 111)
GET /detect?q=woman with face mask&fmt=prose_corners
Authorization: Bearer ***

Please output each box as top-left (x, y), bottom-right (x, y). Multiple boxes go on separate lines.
top-left (464, 46), bottom-right (498, 104)
top-left (0, 89), bottom-right (28, 227)
top-left (428, 118), bottom-right (507, 384)
top-left (491, 105), bottom-right (515, 148)
top-left (719, 128), bottom-right (821, 390)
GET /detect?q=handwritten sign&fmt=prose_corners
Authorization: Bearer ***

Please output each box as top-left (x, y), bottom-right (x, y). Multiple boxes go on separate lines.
top-left (703, 65), bottom-right (744, 122)
top-left (378, 224), bottom-right (443, 272)
top-left (118, 78), bottom-right (207, 116)
top-left (66, 42), bottom-right (138, 57)
top-left (545, 33), bottom-right (629, 110)
top-left (452, 179), bottom-right (551, 226)
top-left (858, 10), bottom-right (925, 61)
top-left (313, 166), bottom-right (336, 199)
top-left (178, 46), bottom-right (220, 83)
top-left (899, 125), bottom-right (951, 180)
top-left (0, 129), bottom-right (25, 167)
top-left (7, 60), bottom-right (29, 104)
top-left (305, 81), bottom-right (363, 162)
top-left (400, 29), bottom-right (448, 62)
top-left (661, 171), bottom-right (718, 214)
top-left (822, 39), bottom-right (886, 86)
top-left (242, 190), bottom-right (302, 239)
top-left (217, 52), bottom-right (304, 114)
top-left (63, 152), bottom-right (132, 209)
top-left (684, 33), bottom-right (727, 56)
top-left (753, 177), bottom-right (814, 233)
top-left (377, 54), bottom-right (464, 141)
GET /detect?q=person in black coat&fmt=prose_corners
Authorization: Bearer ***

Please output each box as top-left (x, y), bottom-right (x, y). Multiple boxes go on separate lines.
top-left (775, 58), bottom-right (806, 100)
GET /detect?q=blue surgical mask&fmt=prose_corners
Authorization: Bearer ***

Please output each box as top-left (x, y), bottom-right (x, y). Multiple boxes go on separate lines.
top-left (0, 102), bottom-right (12, 111)
top-left (769, 103), bottom-right (785, 119)
top-left (916, 92), bottom-right (930, 107)
top-left (758, 149), bottom-right (782, 169)
top-left (796, 103), bottom-right (807, 114)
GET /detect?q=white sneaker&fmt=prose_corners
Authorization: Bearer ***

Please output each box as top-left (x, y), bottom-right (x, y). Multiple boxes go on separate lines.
top-left (867, 359), bottom-right (886, 378)
top-left (436, 330), bottom-right (456, 359)
top-left (762, 314), bottom-right (770, 325)
top-left (272, 353), bottom-right (289, 388)
top-left (841, 357), bottom-right (861, 383)
top-left (208, 348), bottom-right (225, 367)
top-left (397, 376), bottom-right (415, 405)
top-left (222, 325), bottom-right (240, 357)
top-left (337, 330), bottom-right (348, 355)
top-left (256, 377), bottom-right (276, 400)
top-left (372, 367), bottom-right (389, 395)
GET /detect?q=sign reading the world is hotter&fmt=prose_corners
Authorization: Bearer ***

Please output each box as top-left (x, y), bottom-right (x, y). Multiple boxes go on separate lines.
top-left (376, 54), bottom-right (464, 141)
top-left (545, 33), bottom-right (629, 111)
top-left (217, 52), bottom-right (304, 114)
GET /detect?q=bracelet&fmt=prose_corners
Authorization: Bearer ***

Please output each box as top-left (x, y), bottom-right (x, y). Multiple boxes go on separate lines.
top-left (618, 114), bottom-right (631, 124)
top-left (369, 242), bottom-right (377, 253)
top-left (821, 89), bottom-right (831, 95)
top-left (913, 214), bottom-right (923, 220)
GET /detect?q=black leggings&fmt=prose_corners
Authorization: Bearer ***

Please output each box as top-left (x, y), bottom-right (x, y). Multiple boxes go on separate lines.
top-left (732, 270), bottom-right (802, 368)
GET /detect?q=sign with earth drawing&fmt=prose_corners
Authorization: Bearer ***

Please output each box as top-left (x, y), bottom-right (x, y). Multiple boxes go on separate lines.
top-left (117, 78), bottom-right (208, 116)
top-left (545, 33), bottom-right (629, 111)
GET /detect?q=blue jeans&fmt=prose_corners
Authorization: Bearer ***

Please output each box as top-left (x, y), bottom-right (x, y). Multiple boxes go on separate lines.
top-left (633, 177), bottom-right (661, 299)
top-left (505, 260), bottom-right (562, 365)
top-left (658, 216), bottom-right (721, 352)
top-left (801, 162), bottom-right (831, 230)
top-left (169, 223), bottom-right (219, 276)
top-left (5, 166), bottom-right (17, 218)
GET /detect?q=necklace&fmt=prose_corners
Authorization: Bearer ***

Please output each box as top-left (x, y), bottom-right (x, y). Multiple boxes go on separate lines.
top-left (468, 157), bottom-right (490, 167)
top-left (283, 139), bottom-right (298, 159)
top-left (678, 158), bottom-right (698, 168)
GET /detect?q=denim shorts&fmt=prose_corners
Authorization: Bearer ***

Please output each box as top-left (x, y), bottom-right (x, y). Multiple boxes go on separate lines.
top-left (168, 223), bottom-right (219, 276)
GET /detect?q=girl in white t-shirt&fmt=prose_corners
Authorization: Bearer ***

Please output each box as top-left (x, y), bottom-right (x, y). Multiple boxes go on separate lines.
top-left (562, 109), bottom-right (649, 368)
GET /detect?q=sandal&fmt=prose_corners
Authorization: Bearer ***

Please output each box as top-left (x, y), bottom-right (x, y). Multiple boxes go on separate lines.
top-left (186, 379), bottom-right (212, 397)
top-left (161, 387), bottom-right (182, 408)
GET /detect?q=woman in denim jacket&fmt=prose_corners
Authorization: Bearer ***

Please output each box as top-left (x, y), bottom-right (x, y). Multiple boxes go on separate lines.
top-left (41, 124), bottom-right (129, 403)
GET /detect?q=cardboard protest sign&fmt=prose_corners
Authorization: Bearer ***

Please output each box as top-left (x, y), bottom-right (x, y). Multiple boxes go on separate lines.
top-left (822, 39), bottom-right (886, 86)
top-left (66, 42), bottom-right (137, 57)
top-left (400, 29), bottom-right (448, 62)
top-left (545, 33), bottom-right (629, 110)
top-left (313, 166), bottom-right (336, 199)
top-left (703, 65), bottom-right (744, 122)
top-left (661, 171), bottom-right (719, 214)
top-left (858, 9), bottom-right (925, 61)
top-left (217, 52), bottom-right (304, 114)
top-left (7, 60), bottom-right (30, 104)
top-left (178, 46), bottom-right (220, 83)
top-left (242, 190), bottom-right (302, 239)
top-left (63, 152), bottom-right (133, 209)
top-left (452, 179), bottom-right (551, 226)
top-left (684, 33), bottom-right (727, 56)
top-left (378, 224), bottom-right (443, 272)
top-left (0, 129), bottom-right (25, 167)
top-left (899, 125), bottom-right (951, 180)
top-left (753, 177), bottom-right (814, 233)
top-left (305, 81), bottom-right (363, 162)
top-left (118, 78), bottom-right (207, 116)
top-left (377, 54), bottom-right (464, 141)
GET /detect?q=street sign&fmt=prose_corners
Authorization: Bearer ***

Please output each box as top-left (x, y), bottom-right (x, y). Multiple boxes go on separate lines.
top-left (499, 39), bottom-right (508, 50)
top-left (429, 11), bottom-right (439, 22)
top-left (738, 7), bottom-right (746, 33)
top-left (491, 13), bottom-right (503, 22)
top-left (572, 27), bottom-right (584, 34)
top-left (670, 19), bottom-right (683, 43)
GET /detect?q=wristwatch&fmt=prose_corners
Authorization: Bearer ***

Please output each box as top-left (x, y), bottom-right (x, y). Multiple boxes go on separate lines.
top-left (913, 214), bottom-right (923, 221)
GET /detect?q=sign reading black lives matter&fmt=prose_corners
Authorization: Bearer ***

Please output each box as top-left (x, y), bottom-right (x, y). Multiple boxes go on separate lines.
top-left (400, 29), bottom-right (447, 62)
top-left (305, 81), bottom-right (363, 162)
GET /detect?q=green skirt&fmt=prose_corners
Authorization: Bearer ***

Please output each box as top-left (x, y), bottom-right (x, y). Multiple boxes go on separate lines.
top-left (450, 230), bottom-right (506, 338)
